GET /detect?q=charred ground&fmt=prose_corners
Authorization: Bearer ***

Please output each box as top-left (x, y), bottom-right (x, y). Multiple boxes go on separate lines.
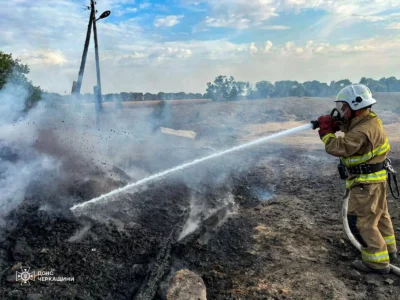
top-left (0, 96), bottom-right (400, 299)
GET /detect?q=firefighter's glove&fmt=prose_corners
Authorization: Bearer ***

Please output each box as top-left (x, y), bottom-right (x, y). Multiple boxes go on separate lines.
top-left (318, 115), bottom-right (336, 138)
top-left (331, 118), bottom-right (340, 133)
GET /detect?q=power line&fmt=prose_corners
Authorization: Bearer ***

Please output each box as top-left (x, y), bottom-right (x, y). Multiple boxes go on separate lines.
top-left (69, 0), bottom-right (89, 9)
top-left (71, 0), bottom-right (86, 5)
top-left (79, 0), bottom-right (90, 6)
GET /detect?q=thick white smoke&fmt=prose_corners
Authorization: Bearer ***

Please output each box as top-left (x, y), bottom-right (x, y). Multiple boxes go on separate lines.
top-left (0, 82), bottom-right (61, 225)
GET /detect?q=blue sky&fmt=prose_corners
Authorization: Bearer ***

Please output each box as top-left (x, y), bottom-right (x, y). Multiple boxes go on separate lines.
top-left (2, 0), bottom-right (400, 93)
top-left (105, 2), bottom-right (392, 44)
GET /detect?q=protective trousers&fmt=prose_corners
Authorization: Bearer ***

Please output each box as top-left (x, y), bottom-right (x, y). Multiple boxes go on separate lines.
top-left (348, 182), bottom-right (397, 269)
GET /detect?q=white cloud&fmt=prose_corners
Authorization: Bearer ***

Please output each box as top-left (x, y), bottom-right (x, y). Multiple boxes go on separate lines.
top-left (353, 15), bottom-right (387, 22)
top-left (202, 0), bottom-right (278, 29)
top-left (19, 50), bottom-right (67, 66)
top-left (284, 41), bottom-right (295, 51)
top-left (262, 25), bottom-right (291, 30)
top-left (190, 0), bottom-right (400, 29)
top-left (154, 15), bottom-right (184, 27)
top-left (114, 6), bottom-right (138, 17)
top-left (278, 0), bottom-right (400, 15)
top-left (264, 40), bottom-right (273, 53)
top-left (139, 2), bottom-right (151, 9)
top-left (249, 42), bottom-right (258, 55)
top-left (204, 16), bottom-right (252, 29)
top-left (386, 22), bottom-right (400, 29)
top-left (147, 47), bottom-right (193, 61)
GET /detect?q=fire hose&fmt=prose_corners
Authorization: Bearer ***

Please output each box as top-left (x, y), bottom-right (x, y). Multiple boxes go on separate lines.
top-left (342, 190), bottom-right (400, 276)
top-left (385, 159), bottom-right (400, 200)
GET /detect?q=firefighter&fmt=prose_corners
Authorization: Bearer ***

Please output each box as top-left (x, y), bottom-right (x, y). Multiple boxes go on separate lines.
top-left (317, 84), bottom-right (397, 274)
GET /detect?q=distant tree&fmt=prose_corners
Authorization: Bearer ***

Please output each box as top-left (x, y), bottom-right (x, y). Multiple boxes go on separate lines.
top-left (236, 81), bottom-right (251, 99)
top-left (157, 92), bottom-right (165, 100)
top-left (134, 93), bottom-right (144, 101)
top-left (144, 92), bottom-right (157, 100)
top-left (289, 83), bottom-right (309, 97)
top-left (229, 85), bottom-right (239, 101)
top-left (303, 80), bottom-right (330, 97)
top-left (381, 76), bottom-right (400, 92)
top-left (205, 82), bottom-right (221, 101)
top-left (120, 92), bottom-right (130, 101)
top-left (0, 51), bottom-right (29, 89)
top-left (163, 93), bottom-right (172, 100)
top-left (273, 80), bottom-right (298, 97)
top-left (360, 77), bottom-right (386, 92)
top-left (0, 51), bottom-right (42, 111)
top-left (206, 75), bottom-right (239, 101)
top-left (176, 92), bottom-right (186, 100)
top-left (103, 93), bottom-right (110, 102)
top-left (255, 81), bottom-right (274, 98)
top-left (25, 85), bottom-right (43, 111)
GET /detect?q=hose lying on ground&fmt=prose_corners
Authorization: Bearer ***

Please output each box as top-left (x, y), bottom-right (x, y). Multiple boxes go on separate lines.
top-left (342, 190), bottom-right (400, 276)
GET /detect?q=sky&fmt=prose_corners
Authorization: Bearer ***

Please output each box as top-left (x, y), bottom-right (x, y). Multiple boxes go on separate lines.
top-left (2, 0), bottom-right (400, 94)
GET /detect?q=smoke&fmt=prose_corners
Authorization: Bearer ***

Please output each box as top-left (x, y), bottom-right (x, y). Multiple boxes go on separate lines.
top-left (68, 223), bottom-right (92, 242)
top-left (0, 81), bottom-right (63, 225)
top-left (251, 187), bottom-right (274, 202)
top-left (0, 141), bottom-right (59, 217)
top-left (179, 193), bottom-right (236, 240)
top-left (0, 69), bottom-right (326, 242)
top-left (0, 83), bottom-right (27, 124)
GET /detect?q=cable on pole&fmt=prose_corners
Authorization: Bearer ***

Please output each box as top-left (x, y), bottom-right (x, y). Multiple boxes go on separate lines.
top-left (69, 0), bottom-right (89, 9)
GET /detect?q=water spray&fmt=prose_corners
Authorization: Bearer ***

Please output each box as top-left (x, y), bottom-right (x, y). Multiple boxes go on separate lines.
top-left (70, 123), bottom-right (313, 213)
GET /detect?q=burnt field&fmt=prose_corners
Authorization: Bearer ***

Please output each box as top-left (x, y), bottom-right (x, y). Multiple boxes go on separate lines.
top-left (0, 96), bottom-right (400, 299)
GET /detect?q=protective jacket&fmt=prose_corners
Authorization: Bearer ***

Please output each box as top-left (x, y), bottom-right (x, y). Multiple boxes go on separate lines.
top-left (321, 109), bottom-right (396, 270)
top-left (321, 110), bottom-right (390, 189)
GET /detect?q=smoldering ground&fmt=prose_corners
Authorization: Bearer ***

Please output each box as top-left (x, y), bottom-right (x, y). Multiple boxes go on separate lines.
top-left (0, 83), bottom-right (353, 299)
top-left (0, 81), bottom-right (283, 238)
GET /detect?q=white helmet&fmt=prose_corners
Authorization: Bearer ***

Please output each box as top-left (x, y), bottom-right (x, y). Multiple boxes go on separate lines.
top-left (335, 84), bottom-right (376, 111)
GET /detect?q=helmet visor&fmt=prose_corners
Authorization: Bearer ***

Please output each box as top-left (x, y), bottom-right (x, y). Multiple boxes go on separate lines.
top-left (336, 101), bottom-right (349, 118)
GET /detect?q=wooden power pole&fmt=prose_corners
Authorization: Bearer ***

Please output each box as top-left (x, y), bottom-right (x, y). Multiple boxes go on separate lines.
top-left (92, 0), bottom-right (103, 114)
top-left (72, 0), bottom-right (108, 127)
top-left (74, 5), bottom-right (94, 95)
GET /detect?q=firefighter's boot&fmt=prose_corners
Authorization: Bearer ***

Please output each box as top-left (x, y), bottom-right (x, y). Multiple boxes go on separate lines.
top-left (352, 260), bottom-right (390, 274)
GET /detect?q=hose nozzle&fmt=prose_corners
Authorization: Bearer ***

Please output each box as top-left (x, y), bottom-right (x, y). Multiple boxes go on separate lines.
top-left (311, 108), bottom-right (342, 130)
top-left (311, 120), bottom-right (319, 130)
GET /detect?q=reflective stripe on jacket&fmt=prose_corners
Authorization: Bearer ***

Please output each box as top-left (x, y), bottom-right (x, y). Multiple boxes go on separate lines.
top-left (321, 110), bottom-right (390, 189)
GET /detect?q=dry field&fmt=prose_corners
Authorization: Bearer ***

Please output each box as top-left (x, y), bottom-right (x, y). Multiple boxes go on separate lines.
top-left (1, 95), bottom-right (400, 299)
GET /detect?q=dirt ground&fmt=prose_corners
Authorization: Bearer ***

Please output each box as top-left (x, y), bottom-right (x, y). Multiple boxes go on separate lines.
top-left (0, 96), bottom-right (400, 299)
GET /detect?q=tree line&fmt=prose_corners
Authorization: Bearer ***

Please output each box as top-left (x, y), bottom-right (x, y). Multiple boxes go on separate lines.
top-left (3, 50), bottom-right (400, 109)
top-left (62, 75), bottom-right (400, 103)
top-left (204, 76), bottom-right (400, 101)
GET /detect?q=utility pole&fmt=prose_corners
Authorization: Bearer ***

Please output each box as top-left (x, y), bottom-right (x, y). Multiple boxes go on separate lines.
top-left (92, 0), bottom-right (103, 115)
top-left (72, 0), bottom-right (110, 127)
top-left (74, 5), bottom-right (94, 95)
